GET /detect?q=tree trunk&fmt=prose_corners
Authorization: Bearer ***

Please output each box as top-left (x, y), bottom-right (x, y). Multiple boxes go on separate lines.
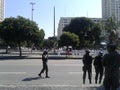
top-left (5, 46), bottom-right (8, 54)
top-left (18, 44), bottom-right (22, 56)
top-left (66, 46), bottom-right (68, 58)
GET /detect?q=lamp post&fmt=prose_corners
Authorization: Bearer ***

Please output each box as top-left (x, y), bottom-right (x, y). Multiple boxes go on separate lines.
top-left (30, 2), bottom-right (35, 21)
top-left (30, 2), bottom-right (35, 52)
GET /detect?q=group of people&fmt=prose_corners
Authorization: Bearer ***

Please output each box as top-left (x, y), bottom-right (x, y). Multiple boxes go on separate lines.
top-left (82, 49), bottom-right (103, 84)
top-left (82, 44), bottom-right (120, 90)
top-left (38, 44), bottom-right (120, 90)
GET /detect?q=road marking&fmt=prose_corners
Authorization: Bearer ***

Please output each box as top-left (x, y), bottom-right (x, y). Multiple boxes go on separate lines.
top-left (69, 72), bottom-right (95, 75)
top-left (0, 72), bottom-right (26, 74)
top-left (0, 84), bottom-right (100, 87)
top-left (52, 64), bottom-right (82, 66)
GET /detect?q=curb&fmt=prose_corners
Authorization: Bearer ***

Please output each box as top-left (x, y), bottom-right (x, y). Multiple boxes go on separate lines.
top-left (0, 56), bottom-right (83, 60)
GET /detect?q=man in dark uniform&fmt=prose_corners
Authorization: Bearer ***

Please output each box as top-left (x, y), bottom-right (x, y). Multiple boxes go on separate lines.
top-left (93, 52), bottom-right (103, 84)
top-left (103, 44), bottom-right (120, 90)
top-left (82, 49), bottom-right (93, 84)
top-left (38, 51), bottom-right (50, 78)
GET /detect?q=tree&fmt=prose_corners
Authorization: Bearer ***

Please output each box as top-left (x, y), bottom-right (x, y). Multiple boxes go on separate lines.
top-left (30, 29), bottom-right (45, 49)
top-left (0, 16), bottom-right (45, 56)
top-left (105, 16), bottom-right (118, 32)
top-left (63, 17), bottom-right (101, 48)
top-left (42, 36), bottom-right (57, 49)
top-left (0, 17), bottom-right (16, 53)
top-left (105, 16), bottom-right (118, 44)
top-left (92, 24), bottom-right (101, 45)
top-left (58, 32), bottom-right (79, 48)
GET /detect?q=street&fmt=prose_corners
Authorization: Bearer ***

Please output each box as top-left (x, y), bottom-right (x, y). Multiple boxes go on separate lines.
top-left (0, 58), bottom-right (107, 90)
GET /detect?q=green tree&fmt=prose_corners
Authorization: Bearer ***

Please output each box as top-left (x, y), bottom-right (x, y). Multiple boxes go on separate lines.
top-left (0, 17), bottom-right (16, 53)
top-left (63, 17), bottom-right (101, 48)
top-left (58, 32), bottom-right (79, 48)
top-left (42, 36), bottom-right (57, 49)
top-left (92, 24), bottom-right (101, 45)
top-left (105, 16), bottom-right (118, 44)
top-left (30, 29), bottom-right (45, 49)
top-left (0, 16), bottom-right (44, 56)
top-left (105, 16), bottom-right (118, 32)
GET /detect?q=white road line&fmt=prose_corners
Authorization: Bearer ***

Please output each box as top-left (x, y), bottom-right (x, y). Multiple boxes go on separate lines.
top-left (0, 84), bottom-right (100, 87)
top-left (0, 72), bottom-right (26, 74)
top-left (69, 72), bottom-right (95, 75)
top-left (52, 64), bottom-right (82, 66)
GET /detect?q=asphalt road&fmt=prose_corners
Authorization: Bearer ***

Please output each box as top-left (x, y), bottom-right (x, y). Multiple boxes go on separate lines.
top-left (0, 59), bottom-right (119, 90)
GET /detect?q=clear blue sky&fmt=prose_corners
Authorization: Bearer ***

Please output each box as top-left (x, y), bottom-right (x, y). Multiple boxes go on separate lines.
top-left (5, 0), bottom-right (102, 39)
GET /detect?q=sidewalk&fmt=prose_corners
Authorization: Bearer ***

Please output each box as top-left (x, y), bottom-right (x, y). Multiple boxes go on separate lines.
top-left (0, 54), bottom-right (83, 59)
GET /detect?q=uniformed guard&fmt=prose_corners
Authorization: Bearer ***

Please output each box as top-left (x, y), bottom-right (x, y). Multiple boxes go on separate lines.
top-left (103, 44), bottom-right (120, 90)
top-left (93, 52), bottom-right (103, 84)
top-left (82, 49), bottom-right (93, 84)
top-left (38, 50), bottom-right (50, 78)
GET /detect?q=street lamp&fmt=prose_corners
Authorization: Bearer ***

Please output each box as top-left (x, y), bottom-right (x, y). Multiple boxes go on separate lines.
top-left (30, 2), bottom-right (35, 21)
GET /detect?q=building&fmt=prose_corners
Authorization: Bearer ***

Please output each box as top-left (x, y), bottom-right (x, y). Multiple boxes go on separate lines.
top-left (102, 0), bottom-right (120, 39)
top-left (57, 17), bottom-right (102, 39)
top-left (0, 0), bottom-right (4, 22)
top-left (57, 17), bottom-right (73, 39)
top-left (102, 0), bottom-right (120, 22)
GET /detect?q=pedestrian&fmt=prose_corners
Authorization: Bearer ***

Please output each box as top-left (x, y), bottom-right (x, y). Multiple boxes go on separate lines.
top-left (82, 49), bottom-right (93, 84)
top-left (38, 50), bottom-right (50, 78)
top-left (93, 52), bottom-right (103, 84)
top-left (103, 44), bottom-right (120, 90)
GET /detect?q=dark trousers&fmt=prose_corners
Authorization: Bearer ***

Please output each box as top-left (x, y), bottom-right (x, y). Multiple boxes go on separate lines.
top-left (105, 86), bottom-right (117, 90)
top-left (104, 77), bottom-right (119, 90)
top-left (95, 67), bottom-right (103, 84)
top-left (40, 62), bottom-right (48, 76)
top-left (83, 66), bottom-right (92, 84)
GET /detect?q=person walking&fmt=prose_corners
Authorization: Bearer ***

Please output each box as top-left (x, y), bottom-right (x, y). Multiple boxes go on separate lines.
top-left (82, 49), bottom-right (93, 84)
top-left (93, 52), bottom-right (103, 84)
top-left (103, 44), bottom-right (120, 90)
top-left (38, 50), bottom-right (50, 78)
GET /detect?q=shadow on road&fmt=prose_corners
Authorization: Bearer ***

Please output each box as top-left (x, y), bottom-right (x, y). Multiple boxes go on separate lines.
top-left (96, 85), bottom-right (104, 90)
top-left (22, 76), bottom-right (44, 81)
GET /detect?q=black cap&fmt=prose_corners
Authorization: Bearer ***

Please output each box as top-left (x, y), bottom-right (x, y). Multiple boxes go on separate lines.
top-left (99, 51), bottom-right (103, 55)
top-left (85, 49), bottom-right (90, 53)
top-left (43, 51), bottom-right (48, 55)
top-left (107, 44), bottom-right (116, 50)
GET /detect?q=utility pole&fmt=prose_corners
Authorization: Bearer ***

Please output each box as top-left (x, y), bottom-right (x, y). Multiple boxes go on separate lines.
top-left (30, 2), bottom-right (35, 21)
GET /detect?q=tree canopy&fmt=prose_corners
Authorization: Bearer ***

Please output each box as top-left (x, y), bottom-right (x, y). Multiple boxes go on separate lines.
top-left (58, 32), bottom-right (79, 48)
top-left (0, 16), bottom-right (45, 56)
top-left (63, 17), bottom-right (101, 48)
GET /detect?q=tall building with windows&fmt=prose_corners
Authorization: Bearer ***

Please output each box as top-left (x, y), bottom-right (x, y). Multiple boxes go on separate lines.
top-left (102, 0), bottom-right (120, 22)
top-left (0, 0), bottom-right (4, 22)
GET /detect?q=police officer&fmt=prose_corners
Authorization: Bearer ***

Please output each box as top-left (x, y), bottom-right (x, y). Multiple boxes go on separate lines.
top-left (103, 44), bottom-right (120, 90)
top-left (82, 49), bottom-right (93, 84)
top-left (93, 52), bottom-right (103, 84)
top-left (38, 50), bottom-right (50, 78)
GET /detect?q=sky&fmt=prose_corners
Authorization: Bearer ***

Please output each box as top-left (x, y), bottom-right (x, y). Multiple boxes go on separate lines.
top-left (5, 0), bottom-right (102, 39)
